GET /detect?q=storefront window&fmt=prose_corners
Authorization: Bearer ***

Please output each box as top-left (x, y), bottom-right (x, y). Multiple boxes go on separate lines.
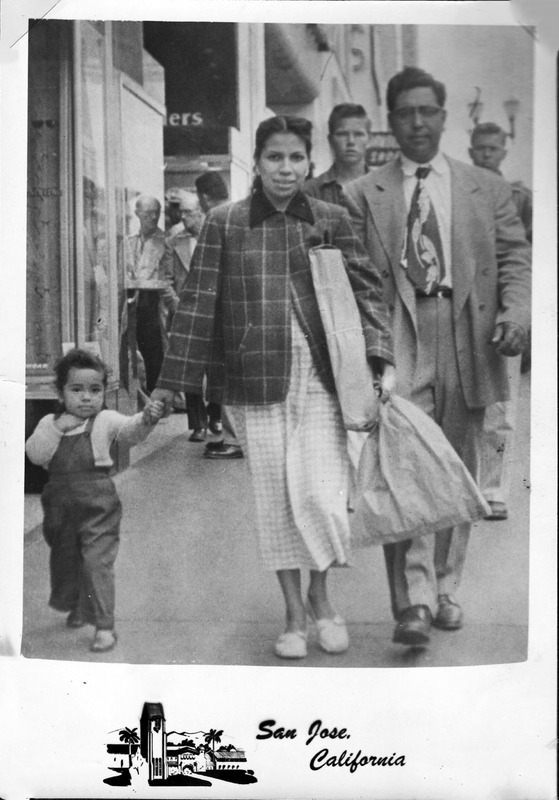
top-left (77, 22), bottom-right (111, 365)
top-left (120, 81), bottom-right (166, 234)
top-left (26, 18), bottom-right (164, 407)
top-left (26, 21), bottom-right (69, 381)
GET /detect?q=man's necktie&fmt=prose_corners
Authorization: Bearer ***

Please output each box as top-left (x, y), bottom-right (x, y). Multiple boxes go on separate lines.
top-left (401, 166), bottom-right (446, 295)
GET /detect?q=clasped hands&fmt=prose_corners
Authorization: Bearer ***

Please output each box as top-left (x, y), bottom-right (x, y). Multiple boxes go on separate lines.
top-left (143, 398), bottom-right (165, 425)
top-left (150, 388), bottom-right (176, 418)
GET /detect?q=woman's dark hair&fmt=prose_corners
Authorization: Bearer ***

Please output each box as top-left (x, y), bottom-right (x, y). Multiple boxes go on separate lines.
top-left (253, 115), bottom-right (313, 162)
top-left (252, 116), bottom-right (313, 194)
top-left (386, 66), bottom-right (446, 112)
top-left (54, 348), bottom-right (109, 394)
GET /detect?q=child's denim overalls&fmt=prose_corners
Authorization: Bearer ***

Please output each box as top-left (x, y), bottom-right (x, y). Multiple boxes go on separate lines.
top-left (41, 415), bottom-right (122, 630)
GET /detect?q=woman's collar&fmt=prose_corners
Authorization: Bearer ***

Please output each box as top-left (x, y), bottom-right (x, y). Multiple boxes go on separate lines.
top-left (249, 188), bottom-right (315, 228)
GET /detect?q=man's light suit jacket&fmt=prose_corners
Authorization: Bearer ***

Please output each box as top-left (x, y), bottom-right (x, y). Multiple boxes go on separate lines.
top-left (344, 156), bottom-right (531, 409)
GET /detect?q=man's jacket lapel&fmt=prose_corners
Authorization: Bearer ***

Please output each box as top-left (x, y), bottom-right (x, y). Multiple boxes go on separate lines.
top-left (364, 162), bottom-right (416, 322)
top-left (448, 158), bottom-right (480, 322)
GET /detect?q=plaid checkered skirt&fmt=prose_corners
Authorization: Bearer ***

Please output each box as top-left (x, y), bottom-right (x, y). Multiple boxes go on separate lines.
top-left (228, 311), bottom-right (352, 571)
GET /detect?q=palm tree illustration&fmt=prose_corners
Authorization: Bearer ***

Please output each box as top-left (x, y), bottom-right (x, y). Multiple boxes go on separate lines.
top-left (204, 729), bottom-right (224, 753)
top-left (118, 727), bottom-right (140, 768)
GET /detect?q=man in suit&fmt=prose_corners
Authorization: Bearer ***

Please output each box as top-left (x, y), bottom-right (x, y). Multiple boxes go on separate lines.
top-left (304, 103), bottom-right (371, 206)
top-left (468, 122), bottom-right (533, 522)
top-left (164, 187), bottom-right (185, 236)
top-left (167, 190), bottom-right (204, 305)
top-left (123, 195), bottom-right (175, 394)
top-left (344, 67), bottom-right (531, 646)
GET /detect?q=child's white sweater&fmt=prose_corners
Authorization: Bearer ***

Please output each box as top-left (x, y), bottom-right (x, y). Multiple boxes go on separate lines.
top-left (26, 410), bottom-right (154, 469)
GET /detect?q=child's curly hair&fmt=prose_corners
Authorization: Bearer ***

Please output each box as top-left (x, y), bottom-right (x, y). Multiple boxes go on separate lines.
top-left (54, 348), bottom-right (109, 394)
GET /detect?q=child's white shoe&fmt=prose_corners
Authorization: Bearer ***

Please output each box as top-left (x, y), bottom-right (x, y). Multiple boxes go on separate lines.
top-left (90, 629), bottom-right (117, 653)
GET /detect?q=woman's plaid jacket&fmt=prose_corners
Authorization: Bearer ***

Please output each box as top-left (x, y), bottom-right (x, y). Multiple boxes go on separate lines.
top-left (158, 190), bottom-right (394, 405)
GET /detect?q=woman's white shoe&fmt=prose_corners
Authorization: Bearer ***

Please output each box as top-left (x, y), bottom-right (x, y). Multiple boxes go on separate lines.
top-left (313, 614), bottom-right (349, 654)
top-left (274, 630), bottom-right (308, 659)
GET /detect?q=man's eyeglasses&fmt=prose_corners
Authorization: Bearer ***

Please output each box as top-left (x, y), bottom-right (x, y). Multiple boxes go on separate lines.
top-left (391, 106), bottom-right (444, 123)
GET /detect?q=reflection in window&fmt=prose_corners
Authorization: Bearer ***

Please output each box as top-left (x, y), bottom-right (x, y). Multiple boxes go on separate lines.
top-left (26, 22), bottom-right (65, 370)
top-left (80, 23), bottom-right (110, 364)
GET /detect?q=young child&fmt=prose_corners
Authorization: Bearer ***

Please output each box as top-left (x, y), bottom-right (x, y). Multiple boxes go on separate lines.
top-left (25, 348), bottom-right (164, 653)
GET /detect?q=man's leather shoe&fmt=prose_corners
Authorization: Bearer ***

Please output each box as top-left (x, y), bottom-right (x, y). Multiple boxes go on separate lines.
top-left (205, 440), bottom-right (225, 451)
top-left (392, 605), bottom-right (432, 646)
top-left (204, 443), bottom-right (244, 459)
top-left (208, 420), bottom-right (223, 435)
top-left (189, 428), bottom-right (206, 442)
top-left (484, 500), bottom-right (508, 521)
top-left (434, 594), bottom-right (463, 630)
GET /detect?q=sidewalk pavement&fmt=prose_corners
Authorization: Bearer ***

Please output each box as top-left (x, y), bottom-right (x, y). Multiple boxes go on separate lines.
top-left (22, 379), bottom-right (530, 668)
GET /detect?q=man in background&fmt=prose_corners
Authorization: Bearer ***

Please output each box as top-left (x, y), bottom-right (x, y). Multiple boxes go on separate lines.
top-left (195, 170), bottom-right (229, 214)
top-left (167, 190), bottom-right (221, 441)
top-left (192, 172), bottom-right (243, 460)
top-left (469, 122), bottom-right (533, 521)
top-left (123, 195), bottom-right (174, 395)
top-left (469, 123), bottom-right (533, 243)
top-left (164, 187), bottom-right (186, 236)
top-left (167, 190), bottom-right (205, 304)
top-left (304, 103), bottom-right (371, 205)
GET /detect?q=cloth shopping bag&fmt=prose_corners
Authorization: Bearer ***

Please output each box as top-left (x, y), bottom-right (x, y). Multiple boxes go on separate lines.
top-left (309, 244), bottom-right (378, 431)
top-left (350, 395), bottom-right (491, 547)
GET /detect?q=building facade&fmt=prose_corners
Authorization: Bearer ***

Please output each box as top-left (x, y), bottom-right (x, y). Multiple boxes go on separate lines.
top-left (416, 25), bottom-right (533, 186)
top-left (138, 702), bottom-right (248, 781)
top-left (26, 20), bottom-right (532, 484)
top-left (26, 20), bottom-right (167, 484)
top-left (140, 702), bottom-right (168, 782)
top-left (25, 20), bottom-right (409, 484)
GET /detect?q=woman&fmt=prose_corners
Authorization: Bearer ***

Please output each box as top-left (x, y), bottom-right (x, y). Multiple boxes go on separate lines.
top-left (154, 116), bottom-right (395, 659)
